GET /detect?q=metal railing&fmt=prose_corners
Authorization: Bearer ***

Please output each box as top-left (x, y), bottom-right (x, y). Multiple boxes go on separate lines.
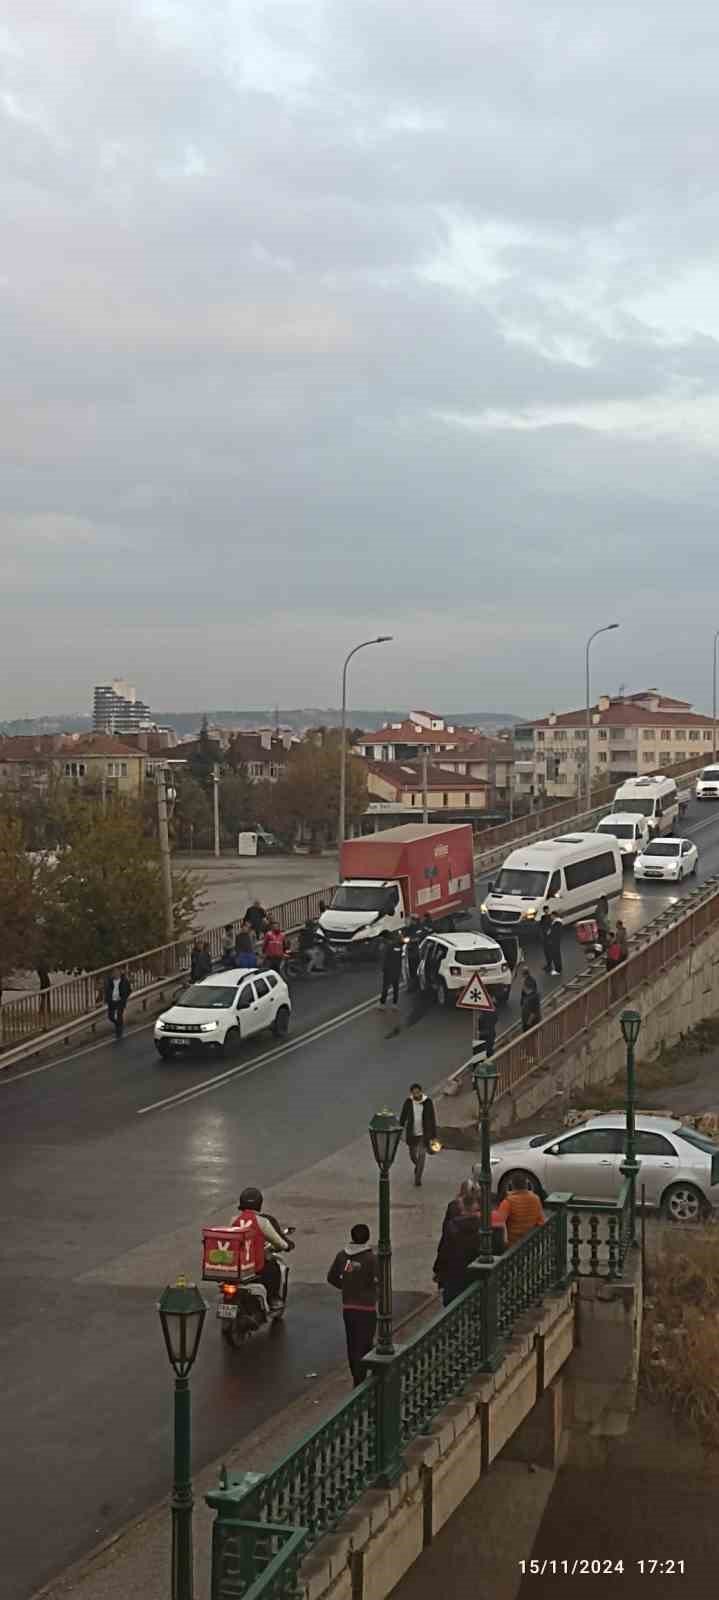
top-left (206, 1211), bottom-right (572, 1596)
top-left (0, 885), bottom-right (336, 1048)
top-left (546, 1181), bottom-right (635, 1280)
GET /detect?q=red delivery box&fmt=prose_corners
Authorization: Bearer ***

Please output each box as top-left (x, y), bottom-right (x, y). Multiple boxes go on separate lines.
top-left (202, 1225), bottom-right (243, 1283)
top-left (576, 919), bottom-right (599, 946)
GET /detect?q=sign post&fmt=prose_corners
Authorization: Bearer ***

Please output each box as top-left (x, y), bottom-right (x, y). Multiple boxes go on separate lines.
top-left (457, 971), bottom-right (496, 1056)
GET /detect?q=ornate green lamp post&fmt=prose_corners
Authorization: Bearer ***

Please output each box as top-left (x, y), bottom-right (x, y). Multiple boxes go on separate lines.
top-left (473, 1059), bottom-right (499, 1263)
top-left (620, 1009), bottom-right (642, 1241)
top-left (369, 1109), bottom-right (403, 1355)
top-left (158, 1277), bottom-right (207, 1600)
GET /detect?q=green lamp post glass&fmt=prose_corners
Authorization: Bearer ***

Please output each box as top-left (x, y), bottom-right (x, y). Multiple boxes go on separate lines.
top-left (158, 1277), bottom-right (207, 1600)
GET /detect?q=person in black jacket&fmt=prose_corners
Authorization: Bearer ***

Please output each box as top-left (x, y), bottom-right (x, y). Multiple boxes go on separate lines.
top-left (327, 1224), bottom-right (377, 1385)
top-left (520, 967), bottom-right (541, 1031)
top-left (379, 931), bottom-right (403, 1008)
top-left (104, 969), bottom-right (131, 1037)
top-left (546, 913), bottom-right (563, 976)
top-left (399, 1083), bottom-right (438, 1186)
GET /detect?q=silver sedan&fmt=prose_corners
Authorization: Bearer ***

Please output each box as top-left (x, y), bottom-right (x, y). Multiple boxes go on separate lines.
top-left (485, 1114), bottom-right (719, 1222)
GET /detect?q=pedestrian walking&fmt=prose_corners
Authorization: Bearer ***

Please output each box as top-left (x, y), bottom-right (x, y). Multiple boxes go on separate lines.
top-left (244, 899), bottom-right (268, 938)
top-left (37, 965), bottom-right (51, 1019)
top-left (197, 940), bottom-right (213, 979)
top-left (190, 939), bottom-right (204, 981)
top-left (399, 1082), bottom-right (438, 1187)
top-left (547, 912), bottom-right (563, 976)
top-left (220, 924), bottom-right (236, 969)
top-left (520, 967), bottom-right (541, 1032)
top-left (104, 968), bottom-right (131, 1037)
top-left (496, 1173), bottom-right (545, 1247)
top-left (327, 1223), bottom-right (377, 1386)
top-left (378, 931), bottom-right (403, 1008)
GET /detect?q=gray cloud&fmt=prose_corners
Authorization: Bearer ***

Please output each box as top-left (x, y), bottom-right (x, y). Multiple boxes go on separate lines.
top-left (2, 0), bottom-right (719, 717)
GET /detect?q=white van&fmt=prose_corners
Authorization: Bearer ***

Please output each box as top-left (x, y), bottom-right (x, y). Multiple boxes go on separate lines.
top-left (595, 812), bottom-right (651, 863)
top-left (481, 833), bottom-right (623, 934)
top-left (612, 775), bottom-right (679, 836)
top-left (695, 765), bottom-right (719, 801)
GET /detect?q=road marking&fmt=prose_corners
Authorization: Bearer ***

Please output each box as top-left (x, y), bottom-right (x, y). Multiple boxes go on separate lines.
top-left (138, 992), bottom-right (385, 1115)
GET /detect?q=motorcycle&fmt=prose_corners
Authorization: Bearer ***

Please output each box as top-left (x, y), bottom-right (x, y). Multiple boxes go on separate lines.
top-left (202, 1224), bottom-right (296, 1347)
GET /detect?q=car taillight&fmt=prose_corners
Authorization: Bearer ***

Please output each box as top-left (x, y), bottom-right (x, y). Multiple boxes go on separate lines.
top-left (221, 1283), bottom-right (238, 1296)
top-left (449, 966), bottom-right (461, 976)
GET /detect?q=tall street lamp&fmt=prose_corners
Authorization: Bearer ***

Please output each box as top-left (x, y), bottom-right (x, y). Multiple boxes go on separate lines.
top-left (585, 623), bottom-right (620, 806)
top-left (472, 1059), bottom-right (499, 1263)
top-left (369, 1109), bottom-right (403, 1356)
top-left (158, 1277), bottom-right (207, 1600)
top-left (713, 630), bottom-right (719, 761)
top-left (338, 636), bottom-right (393, 855)
top-left (619, 1009), bottom-right (641, 1243)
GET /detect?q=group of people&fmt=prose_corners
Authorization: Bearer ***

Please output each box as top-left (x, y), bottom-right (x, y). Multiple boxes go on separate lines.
top-left (326, 1077), bottom-right (546, 1385)
top-left (594, 897), bottom-right (630, 971)
top-left (378, 915), bottom-right (436, 1008)
top-left (189, 899), bottom-right (296, 981)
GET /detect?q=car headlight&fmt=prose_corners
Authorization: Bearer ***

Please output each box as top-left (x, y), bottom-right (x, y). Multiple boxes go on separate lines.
top-left (523, 908), bottom-right (537, 920)
top-left (200, 1020), bottom-right (220, 1031)
top-left (480, 902), bottom-right (488, 914)
top-left (156, 1020), bottom-right (168, 1031)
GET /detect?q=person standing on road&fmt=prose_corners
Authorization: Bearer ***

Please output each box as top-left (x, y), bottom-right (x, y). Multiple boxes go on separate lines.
top-left (540, 910), bottom-right (553, 974)
top-left (405, 921), bottom-right (424, 992)
top-left (595, 896), bottom-right (610, 951)
top-left (547, 912), bottom-right (563, 977)
top-left (327, 1223), bottom-right (378, 1386)
top-left (245, 899), bottom-right (268, 939)
top-left (104, 968), bottom-right (131, 1037)
top-left (399, 1082), bottom-right (438, 1187)
top-left (520, 967), bottom-right (541, 1031)
top-left (235, 920), bottom-right (258, 969)
top-left (197, 940), bottom-right (213, 979)
top-left (262, 921), bottom-right (290, 973)
top-left (190, 939), bottom-right (204, 981)
top-left (379, 931), bottom-right (403, 1008)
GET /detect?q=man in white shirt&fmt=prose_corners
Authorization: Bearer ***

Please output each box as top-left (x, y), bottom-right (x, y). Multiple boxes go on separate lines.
top-left (399, 1083), bottom-right (438, 1187)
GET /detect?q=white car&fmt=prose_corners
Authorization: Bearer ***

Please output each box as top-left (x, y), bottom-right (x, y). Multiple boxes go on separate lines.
top-left (418, 931), bottom-right (515, 1009)
top-left (594, 812), bottom-right (651, 862)
top-left (486, 1114), bottom-right (719, 1221)
top-left (154, 968), bottom-right (291, 1059)
top-left (633, 836), bottom-right (698, 882)
top-left (695, 765), bottom-right (719, 801)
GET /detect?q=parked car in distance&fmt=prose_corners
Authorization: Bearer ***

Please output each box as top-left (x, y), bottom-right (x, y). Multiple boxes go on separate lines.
top-left (418, 930), bottom-right (514, 1008)
top-left (633, 837), bottom-right (698, 882)
top-left (594, 812), bottom-right (651, 863)
top-left (487, 1114), bottom-right (719, 1221)
top-left (154, 969), bottom-right (291, 1059)
top-left (695, 765), bottom-right (719, 801)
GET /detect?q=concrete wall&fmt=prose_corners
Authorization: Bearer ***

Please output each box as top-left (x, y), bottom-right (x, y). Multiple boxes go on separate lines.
top-left (563, 1248), bottom-right (643, 1466)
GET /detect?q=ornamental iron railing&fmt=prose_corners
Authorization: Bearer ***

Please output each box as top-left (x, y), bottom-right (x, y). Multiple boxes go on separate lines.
top-left (211, 1520), bottom-right (307, 1600)
top-left (545, 1180), bottom-right (635, 1279)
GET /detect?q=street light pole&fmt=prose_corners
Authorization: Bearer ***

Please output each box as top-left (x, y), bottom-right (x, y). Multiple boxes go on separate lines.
top-left (421, 746), bottom-right (429, 823)
top-left (212, 764), bottom-right (221, 860)
top-left (620, 1010), bottom-right (642, 1244)
top-left (338, 636), bottom-right (393, 857)
top-left (472, 1059), bottom-right (499, 1264)
top-left (368, 1110), bottom-right (403, 1356)
top-left (156, 768), bottom-right (175, 942)
top-left (158, 1278), bottom-right (207, 1600)
top-left (713, 630), bottom-right (719, 761)
top-left (585, 623), bottom-right (620, 807)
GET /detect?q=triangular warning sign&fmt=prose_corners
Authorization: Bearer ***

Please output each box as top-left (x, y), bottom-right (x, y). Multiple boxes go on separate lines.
top-left (457, 972), bottom-right (496, 1012)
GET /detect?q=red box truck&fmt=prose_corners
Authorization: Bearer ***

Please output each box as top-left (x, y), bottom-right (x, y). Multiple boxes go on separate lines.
top-left (319, 823), bottom-right (475, 953)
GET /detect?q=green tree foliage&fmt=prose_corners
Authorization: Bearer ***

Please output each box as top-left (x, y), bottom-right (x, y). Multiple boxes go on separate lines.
top-left (218, 767), bottom-right (256, 842)
top-left (172, 772), bottom-right (212, 848)
top-left (41, 804), bottom-right (199, 972)
top-left (188, 715), bottom-right (221, 791)
top-left (0, 816), bottom-right (39, 985)
top-left (257, 733), bottom-right (367, 849)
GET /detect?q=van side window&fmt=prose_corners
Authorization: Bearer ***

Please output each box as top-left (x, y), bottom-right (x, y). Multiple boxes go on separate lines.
top-left (548, 871), bottom-right (561, 897)
top-left (564, 851), bottom-right (616, 890)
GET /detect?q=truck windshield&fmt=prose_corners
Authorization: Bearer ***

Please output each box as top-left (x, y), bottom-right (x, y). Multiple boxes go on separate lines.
top-left (617, 798), bottom-right (655, 817)
top-left (492, 869), bottom-right (549, 898)
top-left (331, 886), bottom-right (387, 912)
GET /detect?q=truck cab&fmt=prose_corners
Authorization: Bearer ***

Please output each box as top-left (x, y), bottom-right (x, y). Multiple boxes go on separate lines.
top-left (319, 879), bottom-right (406, 951)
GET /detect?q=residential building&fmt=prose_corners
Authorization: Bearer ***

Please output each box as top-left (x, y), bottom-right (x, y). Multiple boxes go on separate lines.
top-left (353, 710), bottom-right (480, 764)
top-left (0, 734), bottom-right (149, 797)
top-left (226, 731), bottom-right (295, 782)
top-left (432, 737), bottom-right (514, 807)
top-left (93, 679), bottom-right (153, 735)
top-left (517, 690), bottom-right (715, 800)
top-left (364, 760), bottom-right (490, 819)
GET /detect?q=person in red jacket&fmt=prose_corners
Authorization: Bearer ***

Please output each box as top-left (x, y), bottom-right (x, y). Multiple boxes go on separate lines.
top-left (262, 921), bottom-right (290, 972)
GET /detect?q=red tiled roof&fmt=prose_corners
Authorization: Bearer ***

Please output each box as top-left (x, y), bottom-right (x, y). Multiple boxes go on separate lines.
top-left (56, 735), bottom-right (143, 757)
top-left (357, 720), bottom-right (478, 746)
top-left (365, 760), bottom-right (488, 793)
top-left (435, 738), bottom-right (513, 763)
top-left (531, 703), bottom-right (713, 730)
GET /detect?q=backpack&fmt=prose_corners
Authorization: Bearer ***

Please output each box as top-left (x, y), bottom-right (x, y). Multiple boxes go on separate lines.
top-left (231, 1210), bottom-right (266, 1280)
top-left (607, 941), bottom-right (622, 964)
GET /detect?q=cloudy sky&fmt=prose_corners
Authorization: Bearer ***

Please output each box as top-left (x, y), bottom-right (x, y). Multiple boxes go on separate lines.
top-left (3, 1), bottom-right (719, 719)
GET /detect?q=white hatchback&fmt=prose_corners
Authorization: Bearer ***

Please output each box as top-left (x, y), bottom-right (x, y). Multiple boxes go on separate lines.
top-left (418, 931), bottom-right (515, 1009)
top-left (633, 837), bottom-right (698, 882)
top-left (154, 969), bottom-right (291, 1059)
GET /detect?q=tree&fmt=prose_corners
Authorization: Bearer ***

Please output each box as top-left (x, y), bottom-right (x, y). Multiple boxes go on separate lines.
top-left (218, 767), bottom-right (256, 843)
top-left (188, 715), bottom-right (221, 791)
top-left (0, 816), bottom-right (39, 990)
top-left (41, 805), bottom-right (199, 972)
top-left (173, 772), bottom-right (212, 849)
top-left (261, 733), bottom-right (367, 850)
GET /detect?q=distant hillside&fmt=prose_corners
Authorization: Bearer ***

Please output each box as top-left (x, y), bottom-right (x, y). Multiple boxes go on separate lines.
top-left (0, 707), bottom-right (523, 737)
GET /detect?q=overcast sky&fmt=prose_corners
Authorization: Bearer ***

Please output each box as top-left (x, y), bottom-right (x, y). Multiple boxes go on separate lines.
top-left (3, 1), bottom-right (719, 719)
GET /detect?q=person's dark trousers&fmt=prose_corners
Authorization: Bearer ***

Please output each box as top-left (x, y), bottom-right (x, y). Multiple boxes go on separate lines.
top-left (408, 1135), bottom-right (426, 1185)
top-left (407, 951), bottom-right (420, 992)
top-left (343, 1309), bottom-right (377, 1385)
top-left (549, 931), bottom-right (562, 975)
top-left (108, 1003), bottom-right (125, 1037)
top-left (380, 976), bottom-right (399, 1004)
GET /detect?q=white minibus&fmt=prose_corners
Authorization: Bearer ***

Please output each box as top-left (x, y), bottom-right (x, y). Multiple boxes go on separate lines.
top-left (481, 833), bottom-right (623, 934)
top-left (612, 775), bottom-right (678, 836)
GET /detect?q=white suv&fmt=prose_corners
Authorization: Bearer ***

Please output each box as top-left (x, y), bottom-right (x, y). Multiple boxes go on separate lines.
top-left (696, 765), bottom-right (719, 801)
top-left (418, 931), bottom-right (515, 1009)
top-left (154, 969), bottom-right (291, 1060)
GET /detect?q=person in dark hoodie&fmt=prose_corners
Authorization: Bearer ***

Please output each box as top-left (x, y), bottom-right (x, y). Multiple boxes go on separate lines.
top-left (433, 1192), bottom-right (506, 1306)
top-left (327, 1224), bottom-right (378, 1385)
top-left (520, 967), bottom-right (541, 1032)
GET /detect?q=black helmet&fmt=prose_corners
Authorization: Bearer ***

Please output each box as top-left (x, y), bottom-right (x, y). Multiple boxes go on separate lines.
top-left (239, 1186), bottom-right (263, 1211)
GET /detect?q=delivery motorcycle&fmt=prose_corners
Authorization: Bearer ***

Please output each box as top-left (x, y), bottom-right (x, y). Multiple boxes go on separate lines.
top-left (202, 1224), bottom-right (295, 1347)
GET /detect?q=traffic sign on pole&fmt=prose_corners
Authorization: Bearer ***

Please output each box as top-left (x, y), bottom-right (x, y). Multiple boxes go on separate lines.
top-left (457, 972), bottom-right (495, 1012)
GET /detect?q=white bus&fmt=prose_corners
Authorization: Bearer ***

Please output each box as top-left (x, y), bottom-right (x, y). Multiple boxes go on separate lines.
top-left (481, 833), bottom-right (623, 934)
top-left (612, 775), bottom-right (678, 836)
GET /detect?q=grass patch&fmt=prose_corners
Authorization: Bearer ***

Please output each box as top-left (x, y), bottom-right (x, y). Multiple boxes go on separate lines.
top-left (642, 1226), bottom-right (719, 1450)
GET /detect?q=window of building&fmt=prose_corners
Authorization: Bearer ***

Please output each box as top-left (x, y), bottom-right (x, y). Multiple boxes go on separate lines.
top-left (410, 792), bottom-right (416, 805)
top-left (536, 731), bottom-right (544, 742)
top-left (575, 729), bottom-right (586, 740)
top-left (598, 728), bottom-right (608, 740)
top-left (598, 752), bottom-right (608, 763)
top-left (660, 730), bottom-right (671, 741)
top-left (642, 729), bottom-right (654, 740)
top-left (674, 731), bottom-right (686, 741)
top-left (704, 731), bottom-right (713, 741)
top-left (443, 793), bottom-right (449, 806)
top-left (689, 731), bottom-right (700, 741)
top-left (554, 730), bottom-right (567, 741)
top-left (464, 793), bottom-right (470, 806)
top-left (643, 751), bottom-right (656, 763)
top-left (64, 761), bottom-right (86, 778)
top-left (120, 762), bottom-right (128, 778)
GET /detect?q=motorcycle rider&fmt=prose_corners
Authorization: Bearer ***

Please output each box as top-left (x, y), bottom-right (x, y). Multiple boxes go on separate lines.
top-left (230, 1186), bottom-right (294, 1310)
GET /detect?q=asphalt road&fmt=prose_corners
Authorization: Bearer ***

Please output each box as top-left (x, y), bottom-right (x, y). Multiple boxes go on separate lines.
top-left (4, 800), bottom-right (719, 1600)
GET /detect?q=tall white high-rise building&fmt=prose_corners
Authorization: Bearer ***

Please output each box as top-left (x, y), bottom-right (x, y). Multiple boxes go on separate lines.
top-left (93, 679), bottom-right (153, 734)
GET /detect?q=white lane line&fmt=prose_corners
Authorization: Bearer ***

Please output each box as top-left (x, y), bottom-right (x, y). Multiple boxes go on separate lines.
top-left (138, 993), bottom-right (384, 1115)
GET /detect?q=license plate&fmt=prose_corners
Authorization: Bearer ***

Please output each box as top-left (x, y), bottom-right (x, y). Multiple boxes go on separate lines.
top-left (171, 1037), bottom-right (191, 1046)
top-left (217, 1303), bottom-right (237, 1320)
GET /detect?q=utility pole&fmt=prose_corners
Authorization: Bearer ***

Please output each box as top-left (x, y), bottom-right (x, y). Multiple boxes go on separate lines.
top-left (421, 747), bottom-right (429, 823)
top-left (212, 764), bottom-right (221, 859)
top-left (156, 769), bottom-right (174, 941)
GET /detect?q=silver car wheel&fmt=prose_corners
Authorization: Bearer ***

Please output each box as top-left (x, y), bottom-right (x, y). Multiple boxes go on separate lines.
top-left (662, 1184), bottom-right (704, 1223)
